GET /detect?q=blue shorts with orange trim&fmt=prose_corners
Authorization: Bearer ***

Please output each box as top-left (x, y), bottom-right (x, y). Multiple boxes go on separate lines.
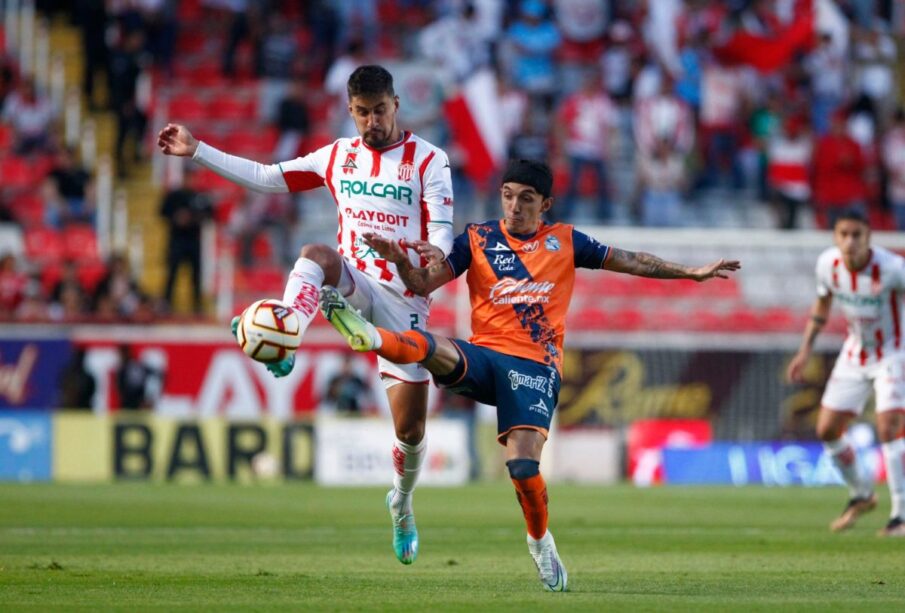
top-left (433, 340), bottom-right (560, 444)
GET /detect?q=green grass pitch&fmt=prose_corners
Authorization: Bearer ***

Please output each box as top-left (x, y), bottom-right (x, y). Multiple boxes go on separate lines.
top-left (0, 483), bottom-right (902, 611)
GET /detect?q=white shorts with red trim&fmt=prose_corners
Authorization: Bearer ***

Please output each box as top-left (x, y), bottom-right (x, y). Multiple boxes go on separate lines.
top-left (341, 260), bottom-right (431, 387)
top-left (822, 351), bottom-right (905, 414)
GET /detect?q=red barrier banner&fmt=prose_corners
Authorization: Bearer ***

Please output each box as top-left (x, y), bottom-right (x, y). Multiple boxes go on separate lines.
top-left (626, 419), bottom-right (713, 486)
top-left (75, 337), bottom-right (381, 419)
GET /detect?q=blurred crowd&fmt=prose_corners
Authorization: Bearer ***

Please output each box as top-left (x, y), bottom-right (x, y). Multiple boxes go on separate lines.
top-left (1, 0), bottom-right (903, 323)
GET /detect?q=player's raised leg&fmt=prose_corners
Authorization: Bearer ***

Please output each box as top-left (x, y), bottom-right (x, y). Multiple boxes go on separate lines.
top-left (506, 429), bottom-right (567, 592)
top-left (817, 408), bottom-right (876, 531)
top-left (876, 410), bottom-right (905, 536)
top-left (236, 244), bottom-right (344, 378)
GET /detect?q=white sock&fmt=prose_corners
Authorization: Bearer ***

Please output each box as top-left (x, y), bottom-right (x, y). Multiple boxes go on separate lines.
top-left (825, 436), bottom-right (871, 499)
top-left (882, 438), bottom-right (905, 519)
top-left (390, 438), bottom-right (425, 515)
top-left (282, 258), bottom-right (324, 334)
top-left (527, 531), bottom-right (552, 548)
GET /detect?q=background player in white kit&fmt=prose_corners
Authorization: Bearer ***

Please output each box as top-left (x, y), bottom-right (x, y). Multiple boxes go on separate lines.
top-left (157, 65), bottom-right (455, 563)
top-left (787, 210), bottom-right (905, 537)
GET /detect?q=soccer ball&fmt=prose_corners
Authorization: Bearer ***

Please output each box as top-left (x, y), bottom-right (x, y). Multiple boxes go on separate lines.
top-left (237, 299), bottom-right (301, 363)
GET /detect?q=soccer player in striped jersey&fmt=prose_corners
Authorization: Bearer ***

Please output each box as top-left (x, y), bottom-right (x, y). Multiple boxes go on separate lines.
top-left (319, 159), bottom-right (740, 590)
top-left (158, 65), bottom-right (455, 564)
top-left (787, 209), bottom-right (905, 537)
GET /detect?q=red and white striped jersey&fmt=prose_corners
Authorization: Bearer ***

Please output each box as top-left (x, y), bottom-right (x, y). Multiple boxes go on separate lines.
top-left (816, 246), bottom-right (905, 365)
top-left (194, 131), bottom-right (454, 303)
top-left (767, 135), bottom-right (812, 200)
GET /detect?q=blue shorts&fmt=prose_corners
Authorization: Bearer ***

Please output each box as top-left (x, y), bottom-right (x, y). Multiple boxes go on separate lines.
top-left (434, 340), bottom-right (560, 444)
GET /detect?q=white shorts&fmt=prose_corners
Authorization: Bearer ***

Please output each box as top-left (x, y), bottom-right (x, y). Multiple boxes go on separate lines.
top-left (821, 353), bottom-right (905, 415)
top-left (340, 260), bottom-right (431, 387)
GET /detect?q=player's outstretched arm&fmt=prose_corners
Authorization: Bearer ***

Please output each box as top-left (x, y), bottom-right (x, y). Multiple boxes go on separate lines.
top-left (603, 247), bottom-right (741, 281)
top-left (363, 232), bottom-right (453, 296)
top-left (158, 122), bottom-right (289, 193)
top-left (786, 294), bottom-right (833, 383)
top-left (157, 123), bottom-right (198, 157)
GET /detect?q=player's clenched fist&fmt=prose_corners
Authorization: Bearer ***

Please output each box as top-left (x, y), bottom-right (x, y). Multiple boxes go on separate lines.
top-left (157, 123), bottom-right (199, 157)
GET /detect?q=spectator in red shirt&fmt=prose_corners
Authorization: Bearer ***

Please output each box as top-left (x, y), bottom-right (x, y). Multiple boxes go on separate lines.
top-left (0, 253), bottom-right (25, 318)
top-left (812, 110), bottom-right (868, 228)
top-left (554, 71), bottom-right (617, 221)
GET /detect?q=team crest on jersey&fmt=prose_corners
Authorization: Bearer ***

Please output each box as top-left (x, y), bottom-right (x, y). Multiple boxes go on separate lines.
top-left (522, 241), bottom-right (539, 253)
top-left (397, 161), bottom-right (415, 182)
top-left (341, 151), bottom-right (358, 175)
top-left (544, 236), bottom-right (560, 251)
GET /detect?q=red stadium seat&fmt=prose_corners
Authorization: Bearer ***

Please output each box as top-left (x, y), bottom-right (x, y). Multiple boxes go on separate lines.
top-left (77, 259), bottom-right (108, 293)
top-left (10, 193), bottom-right (44, 227)
top-left (251, 233), bottom-right (274, 262)
top-left (62, 224), bottom-right (99, 262)
top-left (609, 307), bottom-right (645, 330)
top-left (760, 306), bottom-right (798, 332)
top-left (190, 169), bottom-right (243, 197)
top-left (208, 96), bottom-right (255, 121)
top-left (23, 226), bottom-right (64, 263)
top-left (0, 124), bottom-right (13, 151)
top-left (223, 127), bottom-right (278, 156)
top-left (724, 308), bottom-right (763, 332)
top-left (689, 308), bottom-right (726, 332)
top-left (647, 308), bottom-right (687, 331)
top-left (0, 156), bottom-right (35, 189)
top-left (212, 195), bottom-right (239, 224)
top-left (169, 94), bottom-right (208, 122)
top-left (234, 265), bottom-right (284, 294)
top-left (40, 261), bottom-right (62, 294)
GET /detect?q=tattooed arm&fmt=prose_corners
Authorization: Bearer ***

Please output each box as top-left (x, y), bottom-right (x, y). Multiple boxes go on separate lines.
top-left (786, 294), bottom-right (833, 383)
top-left (603, 247), bottom-right (741, 281)
top-left (362, 232), bottom-right (454, 296)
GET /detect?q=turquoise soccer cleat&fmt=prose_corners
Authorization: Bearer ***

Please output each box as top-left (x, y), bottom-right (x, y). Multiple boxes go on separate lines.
top-left (265, 353), bottom-right (295, 378)
top-left (318, 286), bottom-right (379, 351)
top-left (232, 314), bottom-right (295, 378)
top-left (386, 488), bottom-right (418, 565)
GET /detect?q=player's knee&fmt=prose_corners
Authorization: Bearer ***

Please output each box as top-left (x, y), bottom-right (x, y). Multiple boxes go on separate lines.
top-left (506, 459), bottom-right (540, 481)
top-left (299, 243), bottom-right (335, 266)
top-left (395, 424), bottom-right (425, 445)
top-left (816, 421), bottom-right (842, 442)
top-left (299, 244), bottom-right (340, 278)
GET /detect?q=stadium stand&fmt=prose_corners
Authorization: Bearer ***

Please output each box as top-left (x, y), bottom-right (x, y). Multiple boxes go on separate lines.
top-left (0, 0), bottom-right (903, 332)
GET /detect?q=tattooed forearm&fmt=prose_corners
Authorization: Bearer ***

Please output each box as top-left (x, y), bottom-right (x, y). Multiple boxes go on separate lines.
top-left (395, 259), bottom-right (432, 296)
top-left (606, 248), bottom-right (694, 279)
top-left (395, 259), bottom-right (451, 297)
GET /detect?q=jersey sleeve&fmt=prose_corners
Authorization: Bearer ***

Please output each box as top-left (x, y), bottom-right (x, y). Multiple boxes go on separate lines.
top-left (444, 229), bottom-right (472, 279)
top-left (193, 141), bottom-right (289, 193)
top-left (277, 143), bottom-right (335, 192)
top-left (420, 149), bottom-right (455, 256)
top-left (815, 255), bottom-right (831, 297)
top-left (572, 229), bottom-right (611, 269)
top-left (892, 253), bottom-right (905, 290)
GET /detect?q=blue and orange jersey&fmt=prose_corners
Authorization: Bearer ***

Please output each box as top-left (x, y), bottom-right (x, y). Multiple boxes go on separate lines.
top-left (445, 220), bottom-right (611, 373)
